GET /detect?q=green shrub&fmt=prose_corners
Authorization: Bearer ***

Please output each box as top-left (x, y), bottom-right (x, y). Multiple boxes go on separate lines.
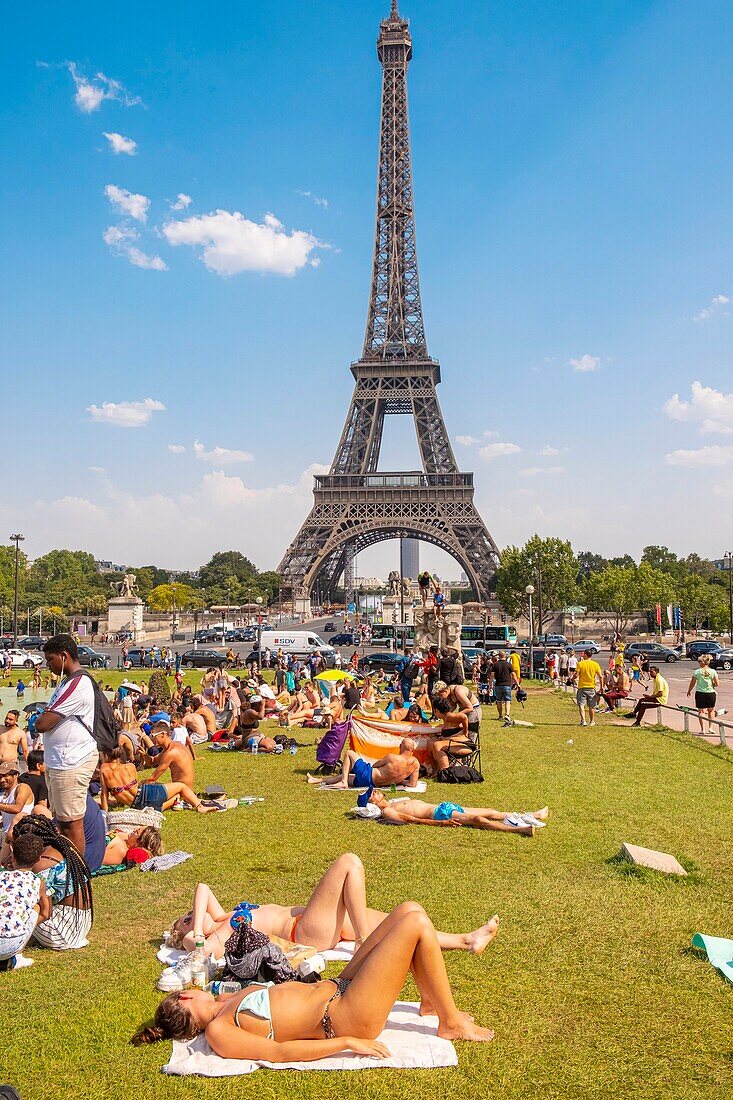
top-left (148, 668), bottom-right (171, 706)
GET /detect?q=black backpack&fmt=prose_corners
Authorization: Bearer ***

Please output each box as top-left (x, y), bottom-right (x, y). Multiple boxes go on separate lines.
top-left (436, 763), bottom-right (484, 784)
top-left (68, 670), bottom-right (120, 755)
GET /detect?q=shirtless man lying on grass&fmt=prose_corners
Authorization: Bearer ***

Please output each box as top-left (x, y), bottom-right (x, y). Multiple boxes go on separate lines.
top-left (308, 738), bottom-right (420, 790)
top-left (367, 790), bottom-right (549, 836)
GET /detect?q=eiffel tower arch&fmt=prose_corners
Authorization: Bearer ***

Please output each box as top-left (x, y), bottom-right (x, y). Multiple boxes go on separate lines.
top-left (278, 3), bottom-right (500, 611)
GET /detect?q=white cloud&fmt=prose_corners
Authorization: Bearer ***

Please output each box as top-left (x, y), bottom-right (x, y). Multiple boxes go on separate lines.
top-left (519, 466), bottom-right (566, 477)
top-left (88, 466), bottom-right (106, 474)
top-left (663, 381), bottom-right (733, 435)
top-left (296, 189), bottom-right (329, 209)
top-left (105, 184), bottom-right (150, 223)
top-left (569, 354), bottom-right (601, 373)
top-left (693, 294), bottom-right (730, 322)
top-left (665, 445), bottom-right (733, 468)
top-left (169, 193), bottom-right (192, 211)
top-left (193, 440), bottom-right (254, 465)
top-left (0, 464), bottom-right (331, 571)
top-left (66, 62), bottom-right (141, 113)
top-left (125, 246), bottom-right (167, 271)
top-left (87, 398), bottom-right (166, 429)
top-left (103, 131), bottom-right (137, 155)
top-left (103, 223), bottom-right (167, 271)
top-left (456, 435), bottom-right (481, 446)
top-left (168, 444), bottom-right (185, 454)
top-left (161, 209), bottom-right (324, 276)
top-left (538, 445), bottom-right (561, 457)
top-left (483, 429), bottom-right (500, 439)
top-left (478, 442), bottom-right (521, 460)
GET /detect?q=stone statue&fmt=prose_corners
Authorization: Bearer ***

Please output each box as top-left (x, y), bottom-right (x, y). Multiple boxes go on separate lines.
top-left (401, 576), bottom-right (411, 596)
top-left (387, 570), bottom-right (401, 596)
top-left (110, 573), bottom-right (139, 599)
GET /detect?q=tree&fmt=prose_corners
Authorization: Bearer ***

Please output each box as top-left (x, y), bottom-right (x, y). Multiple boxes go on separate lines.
top-left (583, 562), bottom-right (676, 636)
top-left (496, 535), bottom-right (578, 628)
top-left (576, 551), bottom-right (609, 582)
top-left (641, 545), bottom-right (680, 577)
top-left (678, 574), bottom-right (718, 630)
top-left (199, 551), bottom-right (258, 589)
top-left (146, 583), bottom-right (199, 612)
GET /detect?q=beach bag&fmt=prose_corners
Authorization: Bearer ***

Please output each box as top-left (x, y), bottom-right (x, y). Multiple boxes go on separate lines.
top-left (68, 670), bottom-right (119, 755)
top-left (436, 763), bottom-right (484, 784)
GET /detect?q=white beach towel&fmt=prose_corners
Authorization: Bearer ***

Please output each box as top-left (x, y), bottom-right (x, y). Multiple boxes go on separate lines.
top-left (163, 1001), bottom-right (457, 1075)
top-left (157, 941), bottom-right (356, 968)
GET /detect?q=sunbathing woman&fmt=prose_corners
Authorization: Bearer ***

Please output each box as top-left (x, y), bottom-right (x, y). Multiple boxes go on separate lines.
top-left (134, 902), bottom-right (495, 1054)
top-left (168, 852), bottom-right (499, 961)
top-left (103, 825), bottom-right (163, 866)
top-left (285, 684), bottom-right (319, 728)
top-left (99, 748), bottom-right (218, 813)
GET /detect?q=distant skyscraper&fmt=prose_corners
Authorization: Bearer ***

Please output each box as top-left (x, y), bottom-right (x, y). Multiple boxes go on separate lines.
top-left (402, 539), bottom-right (419, 579)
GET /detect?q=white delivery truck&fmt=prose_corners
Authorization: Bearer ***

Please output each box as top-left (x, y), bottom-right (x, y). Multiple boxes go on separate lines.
top-left (258, 630), bottom-right (336, 663)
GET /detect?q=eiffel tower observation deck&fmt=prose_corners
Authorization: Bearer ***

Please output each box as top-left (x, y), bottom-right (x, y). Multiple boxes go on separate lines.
top-left (278, 3), bottom-right (500, 613)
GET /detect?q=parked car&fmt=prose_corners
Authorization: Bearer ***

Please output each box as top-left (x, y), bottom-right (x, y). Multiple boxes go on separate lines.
top-left (323, 622), bottom-right (336, 633)
top-left (570, 639), bottom-right (601, 654)
top-left (623, 641), bottom-right (679, 664)
top-left (708, 649), bottom-right (733, 671)
top-left (179, 648), bottom-right (232, 669)
top-left (225, 628), bottom-right (255, 643)
top-left (194, 628), bottom-right (225, 644)
top-left (17, 635), bottom-right (46, 651)
top-left (330, 632), bottom-right (360, 647)
top-left (77, 645), bottom-right (111, 669)
top-left (537, 633), bottom-right (568, 647)
top-left (3, 648), bottom-right (43, 669)
top-left (123, 647), bottom-right (156, 668)
top-left (685, 639), bottom-right (727, 660)
top-left (358, 652), bottom-right (408, 675)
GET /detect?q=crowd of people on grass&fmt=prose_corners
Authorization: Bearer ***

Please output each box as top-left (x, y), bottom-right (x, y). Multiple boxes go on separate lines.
top-left (0, 624), bottom-right (719, 1067)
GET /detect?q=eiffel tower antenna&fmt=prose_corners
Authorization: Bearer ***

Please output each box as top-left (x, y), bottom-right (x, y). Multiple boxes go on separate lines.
top-left (278, 6), bottom-right (499, 614)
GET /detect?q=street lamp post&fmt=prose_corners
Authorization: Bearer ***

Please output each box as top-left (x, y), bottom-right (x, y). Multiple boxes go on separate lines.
top-left (721, 550), bottom-right (726, 642)
top-left (525, 584), bottom-right (535, 679)
top-left (10, 534), bottom-right (25, 646)
top-left (255, 596), bottom-right (264, 669)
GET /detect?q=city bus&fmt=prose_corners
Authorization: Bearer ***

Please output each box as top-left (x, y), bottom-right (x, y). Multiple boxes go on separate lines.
top-left (370, 623), bottom-right (517, 649)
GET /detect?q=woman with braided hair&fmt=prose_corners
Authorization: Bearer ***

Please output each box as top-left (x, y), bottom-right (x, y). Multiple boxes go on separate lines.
top-left (12, 813), bottom-right (93, 950)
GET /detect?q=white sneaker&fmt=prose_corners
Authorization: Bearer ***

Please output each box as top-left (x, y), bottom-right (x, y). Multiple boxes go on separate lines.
top-left (588, 721), bottom-right (596, 727)
top-left (157, 953), bottom-right (193, 992)
top-left (579, 720), bottom-right (587, 727)
top-left (520, 812), bottom-right (546, 829)
top-left (11, 953), bottom-right (33, 970)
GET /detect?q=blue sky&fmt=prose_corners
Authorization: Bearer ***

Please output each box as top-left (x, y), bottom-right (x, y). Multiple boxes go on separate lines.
top-left (2, 0), bottom-right (733, 578)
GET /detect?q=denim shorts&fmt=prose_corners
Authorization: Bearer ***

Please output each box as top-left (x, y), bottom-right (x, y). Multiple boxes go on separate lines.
top-left (497, 685), bottom-right (512, 702)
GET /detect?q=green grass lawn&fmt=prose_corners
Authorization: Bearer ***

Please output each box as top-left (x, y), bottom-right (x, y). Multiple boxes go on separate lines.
top-left (4, 687), bottom-right (733, 1100)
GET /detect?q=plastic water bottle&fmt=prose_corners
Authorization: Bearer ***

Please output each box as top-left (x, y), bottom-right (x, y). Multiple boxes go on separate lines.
top-left (189, 938), bottom-right (208, 989)
top-left (290, 744), bottom-right (297, 755)
top-left (207, 980), bottom-right (242, 996)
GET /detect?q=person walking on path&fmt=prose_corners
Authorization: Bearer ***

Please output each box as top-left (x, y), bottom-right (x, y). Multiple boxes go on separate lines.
top-left (686, 655), bottom-right (719, 734)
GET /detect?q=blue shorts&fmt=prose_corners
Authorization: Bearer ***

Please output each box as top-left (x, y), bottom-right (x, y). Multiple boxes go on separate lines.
top-left (351, 758), bottom-right (373, 789)
top-left (497, 685), bottom-right (512, 702)
top-left (433, 801), bottom-right (465, 821)
top-left (132, 782), bottom-right (168, 811)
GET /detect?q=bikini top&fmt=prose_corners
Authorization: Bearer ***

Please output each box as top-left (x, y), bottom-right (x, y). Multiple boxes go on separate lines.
top-left (235, 983), bottom-right (275, 1040)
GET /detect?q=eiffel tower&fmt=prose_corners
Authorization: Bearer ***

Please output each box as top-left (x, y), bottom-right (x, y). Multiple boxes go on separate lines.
top-left (278, 2), bottom-right (500, 614)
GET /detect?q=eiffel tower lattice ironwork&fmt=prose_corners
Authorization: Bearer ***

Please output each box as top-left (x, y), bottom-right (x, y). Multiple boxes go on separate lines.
top-left (278, 2), bottom-right (500, 610)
